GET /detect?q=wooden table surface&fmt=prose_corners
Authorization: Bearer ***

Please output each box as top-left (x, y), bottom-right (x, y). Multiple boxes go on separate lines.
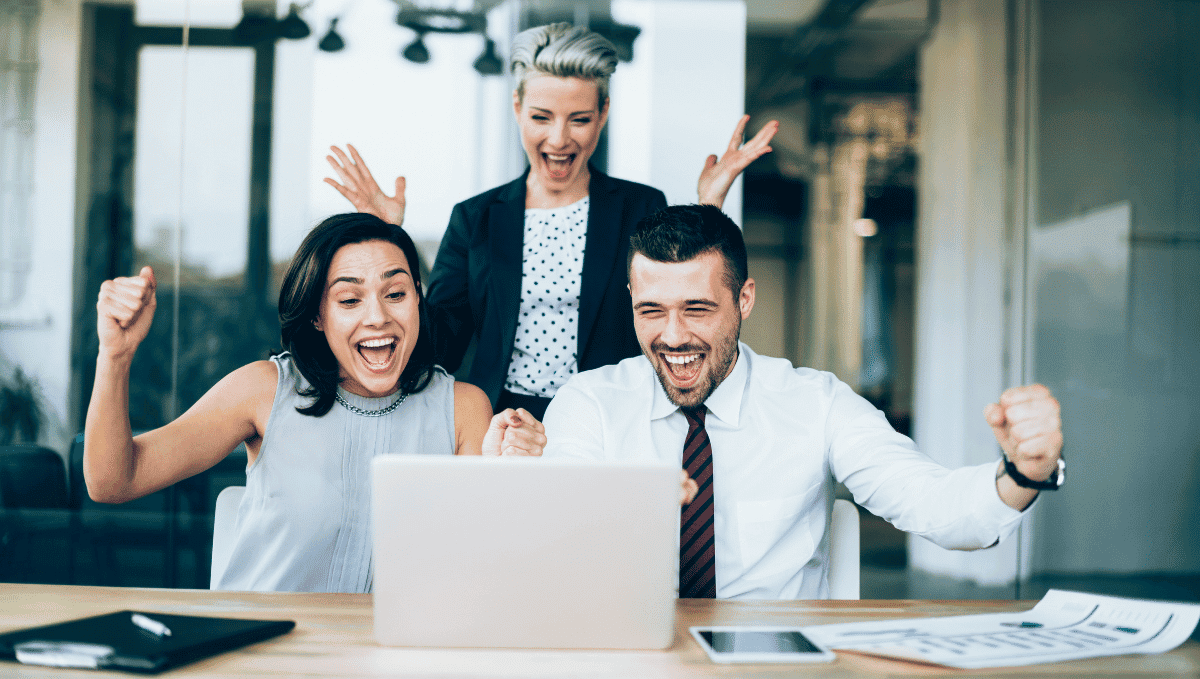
top-left (1, 584), bottom-right (1196, 677)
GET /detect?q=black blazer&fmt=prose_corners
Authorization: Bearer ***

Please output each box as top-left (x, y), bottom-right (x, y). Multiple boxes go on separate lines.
top-left (425, 167), bottom-right (668, 405)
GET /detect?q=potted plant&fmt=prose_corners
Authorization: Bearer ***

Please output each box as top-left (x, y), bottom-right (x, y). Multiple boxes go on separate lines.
top-left (0, 367), bottom-right (42, 446)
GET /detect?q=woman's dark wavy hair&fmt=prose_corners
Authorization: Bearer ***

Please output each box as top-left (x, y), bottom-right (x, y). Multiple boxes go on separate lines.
top-left (278, 213), bottom-right (435, 416)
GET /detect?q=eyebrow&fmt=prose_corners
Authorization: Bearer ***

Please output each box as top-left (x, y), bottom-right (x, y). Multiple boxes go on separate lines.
top-left (530, 107), bottom-right (596, 116)
top-left (632, 299), bottom-right (718, 310)
top-left (329, 268), bottom-right (410, 287)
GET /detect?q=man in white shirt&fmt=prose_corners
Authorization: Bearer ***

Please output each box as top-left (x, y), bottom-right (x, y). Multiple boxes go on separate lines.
top-left (541, 204), bottom-right (1064, 600)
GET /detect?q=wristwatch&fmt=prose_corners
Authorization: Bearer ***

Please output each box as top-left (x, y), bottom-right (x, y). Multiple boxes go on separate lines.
top-left (1002, 455), bottom-right (1065, 490)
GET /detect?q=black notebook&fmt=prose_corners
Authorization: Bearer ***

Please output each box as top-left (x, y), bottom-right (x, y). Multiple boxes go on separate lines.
top-left (0, 610), bottom-right (295, 674)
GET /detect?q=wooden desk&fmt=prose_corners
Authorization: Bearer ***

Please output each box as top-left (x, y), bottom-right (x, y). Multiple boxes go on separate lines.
top-left (1, 584), bottom-right (1197, 677)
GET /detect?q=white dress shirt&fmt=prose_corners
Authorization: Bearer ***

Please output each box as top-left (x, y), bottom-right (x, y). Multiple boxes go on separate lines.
top-left (505, 196), bottom-right (589, 398)
top-left (543, 343), bottom-right (1026, 600)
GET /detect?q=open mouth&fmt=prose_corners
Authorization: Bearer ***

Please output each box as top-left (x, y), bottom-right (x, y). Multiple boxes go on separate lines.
top-left (356, 336), bottom-right (397, 371)
top-left (542, 152), bottom-right (576, 180)
top-left (661, 352), bottom-right (704, 387)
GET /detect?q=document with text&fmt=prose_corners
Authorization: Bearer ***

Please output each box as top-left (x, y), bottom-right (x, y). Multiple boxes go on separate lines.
top-left (800, 590), bottom-right (1200, 669)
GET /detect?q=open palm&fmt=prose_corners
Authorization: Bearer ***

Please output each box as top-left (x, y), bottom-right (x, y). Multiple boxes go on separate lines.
top-left (324, 144), bottom-right (406, 226)
top-left (697, 115), bottom-right (779, 209)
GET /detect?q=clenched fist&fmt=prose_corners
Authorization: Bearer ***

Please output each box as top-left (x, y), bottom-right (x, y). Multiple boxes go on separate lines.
top-left (482, 408), bottom-right (547, 457)
top-left (96, 266), bottom-right (157, 361)
top-left (985, 384), bottom-right (1063, 484)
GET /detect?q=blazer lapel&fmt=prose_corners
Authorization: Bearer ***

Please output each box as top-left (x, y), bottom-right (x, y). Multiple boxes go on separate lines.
top-left (577, 168), bottom-right (623, 356)
top-left (488, 174), bottom-right (527, 366)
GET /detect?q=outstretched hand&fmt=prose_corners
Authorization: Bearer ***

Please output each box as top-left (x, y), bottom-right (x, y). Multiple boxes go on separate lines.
top-left (697, 115), bottom-right (779, 209)
top-left (96, 266), bottom-right (157, 361)
top-left (985, 384), bottom-right (1063, 484)
top-left (482, 408), bottom-right (547, 457)
top-left (324, 144), bottom-right (406, 226)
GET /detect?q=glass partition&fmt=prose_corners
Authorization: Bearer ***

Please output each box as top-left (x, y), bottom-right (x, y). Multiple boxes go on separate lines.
top-left (3, 0), bottom-right (520, 588)
top-left (1018, 0), bottom-right (1200, 599)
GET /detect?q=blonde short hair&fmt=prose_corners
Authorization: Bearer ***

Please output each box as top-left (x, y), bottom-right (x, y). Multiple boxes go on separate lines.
top-left (510, 23), bottom-right (618, 107)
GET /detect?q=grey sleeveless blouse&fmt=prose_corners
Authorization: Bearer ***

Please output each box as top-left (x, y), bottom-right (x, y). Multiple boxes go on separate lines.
top-left (212, 353), bottom-right (455, 593)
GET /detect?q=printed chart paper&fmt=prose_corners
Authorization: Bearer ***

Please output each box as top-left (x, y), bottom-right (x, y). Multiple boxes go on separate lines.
top-left (800, 590), bottom-right (1200, 669)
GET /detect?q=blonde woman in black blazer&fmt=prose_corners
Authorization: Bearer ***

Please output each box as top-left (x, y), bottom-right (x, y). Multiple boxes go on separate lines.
top-left (327, 24), bottom-right (776, 419)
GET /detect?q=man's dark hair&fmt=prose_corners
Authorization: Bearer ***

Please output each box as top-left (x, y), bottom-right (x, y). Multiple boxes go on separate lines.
top-left (278, 212), bottom-right (435, 417)
top-left (628, 204), bottom-right (748, 297)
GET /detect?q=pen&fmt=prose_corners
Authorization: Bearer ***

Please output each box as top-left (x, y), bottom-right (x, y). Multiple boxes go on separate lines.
top-left (1000, 621), bottom-right (1043, 628)
top-left (131, 614), bottom-right (172, 638)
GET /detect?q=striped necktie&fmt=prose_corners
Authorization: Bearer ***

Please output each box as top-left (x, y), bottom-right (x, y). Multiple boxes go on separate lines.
top-left (679, 406), bottom-right (716, 598)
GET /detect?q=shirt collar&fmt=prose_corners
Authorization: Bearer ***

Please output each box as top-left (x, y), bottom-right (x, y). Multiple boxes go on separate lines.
top-left (649, 343), bottom-right (749, 426)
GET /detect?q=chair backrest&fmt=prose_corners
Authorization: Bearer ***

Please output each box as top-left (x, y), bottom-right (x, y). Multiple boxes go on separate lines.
top-left (210, 485), bottom-right (245, 588)
top-left (827, 498), bottom-right (860, 600)
top-left (0, 445), bottom-right (68, 509)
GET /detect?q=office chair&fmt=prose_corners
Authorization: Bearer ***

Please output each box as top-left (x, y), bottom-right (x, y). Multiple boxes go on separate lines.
top-left (0, 444), bottom-right (68, 509)
top-left (0, 445), bottom-right (70, 582)
top-left (210, 485), bottom-right (245, 588)
top-left (828, 498), bottom-right (861, 599)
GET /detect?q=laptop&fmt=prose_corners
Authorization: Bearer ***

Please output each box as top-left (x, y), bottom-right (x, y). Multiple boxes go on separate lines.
top-left (370, 455), bottom-right (679, 650)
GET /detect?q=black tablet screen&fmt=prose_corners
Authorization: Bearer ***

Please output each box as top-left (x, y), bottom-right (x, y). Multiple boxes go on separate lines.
top-left (699, 630), bottom-right (822, 654)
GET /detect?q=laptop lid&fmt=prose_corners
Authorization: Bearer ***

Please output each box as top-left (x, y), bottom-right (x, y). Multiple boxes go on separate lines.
top-left (371, 455), bottom-right (678, 650)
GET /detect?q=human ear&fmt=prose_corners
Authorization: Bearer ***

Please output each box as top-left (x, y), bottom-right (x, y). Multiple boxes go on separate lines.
top-left (738, 279), bottom-right (756, 320)
top-left (512, 89), bottom-right (522, 118)
top-left (312, 316), bottom-right (323, 332)
top-left (598, 97), bottom-right (610, 129)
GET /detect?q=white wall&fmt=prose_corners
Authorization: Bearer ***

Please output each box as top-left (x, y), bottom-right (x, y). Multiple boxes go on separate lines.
top-left (0, 0), bottom-right (82, 455)
top-left (609, 0), bottom-right (746, 223)
top-left (909, 0), bottom-right (1021, 584)
top-left (303, 0), bottom-right (491, 249)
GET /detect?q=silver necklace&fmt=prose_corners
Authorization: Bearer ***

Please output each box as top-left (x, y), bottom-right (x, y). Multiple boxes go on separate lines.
top-left (334, 390), bottom-right (407, 417)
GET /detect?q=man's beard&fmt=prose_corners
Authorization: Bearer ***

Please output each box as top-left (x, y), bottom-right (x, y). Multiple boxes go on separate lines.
top-left (648, 319), bottom-right (740, 409)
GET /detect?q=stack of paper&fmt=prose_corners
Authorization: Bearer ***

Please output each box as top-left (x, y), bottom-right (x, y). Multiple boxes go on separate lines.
top-left (800, 590), bottom-right (1200, 669)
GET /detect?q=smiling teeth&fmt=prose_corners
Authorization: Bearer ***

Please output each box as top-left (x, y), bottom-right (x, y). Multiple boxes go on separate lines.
top-left (664, 354), bottom-right (699, 365)
top-left (546, 154), bottom-right (571, 161)
top-left (359, 338), bottom-right (394, 348)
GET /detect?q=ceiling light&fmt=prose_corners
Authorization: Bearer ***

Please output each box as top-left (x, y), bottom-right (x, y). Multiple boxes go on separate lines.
top-left (278, 4), bottom-right (311, 40)
top-left (853, 218), bottom-right (878, 238)
top-left (318, 18), bottom-right (345, 52)
top-left (402, 34), bottom-right (430, 63)
top-left (473, 38), bottom-right (502, 75)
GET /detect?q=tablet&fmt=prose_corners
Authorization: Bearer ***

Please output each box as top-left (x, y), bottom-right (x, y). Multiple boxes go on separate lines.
top-left (689, 626), bottom-right (836, 664)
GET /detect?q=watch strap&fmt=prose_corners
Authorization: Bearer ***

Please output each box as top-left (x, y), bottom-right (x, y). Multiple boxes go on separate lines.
top-left (1002, 456), bottom-right (1065, 490)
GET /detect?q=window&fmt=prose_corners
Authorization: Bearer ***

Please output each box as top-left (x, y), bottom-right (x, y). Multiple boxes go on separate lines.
top-left (0, 0), bottom-right (38, 310)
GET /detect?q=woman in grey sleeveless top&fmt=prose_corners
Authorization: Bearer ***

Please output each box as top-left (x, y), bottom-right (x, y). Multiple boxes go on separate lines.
top-left (83, 213), bottom-right (547, 593)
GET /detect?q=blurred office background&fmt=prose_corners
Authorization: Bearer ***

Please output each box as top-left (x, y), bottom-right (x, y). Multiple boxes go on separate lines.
top-left (0, 0), bottom-right (1196, 601)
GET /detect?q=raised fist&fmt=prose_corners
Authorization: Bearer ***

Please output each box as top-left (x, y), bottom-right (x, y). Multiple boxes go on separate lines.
top-left (985, 384), bottom-right (1063, 483)
top-left (96, 265), bottom-right (157, 360)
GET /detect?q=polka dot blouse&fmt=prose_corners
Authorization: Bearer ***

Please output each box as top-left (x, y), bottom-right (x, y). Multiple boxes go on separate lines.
top-left (504, 195), bottom-right (589, 398)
